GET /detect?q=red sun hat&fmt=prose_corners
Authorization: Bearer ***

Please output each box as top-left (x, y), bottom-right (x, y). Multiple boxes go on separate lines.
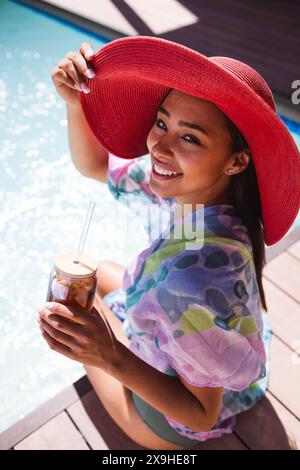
top-left (80, 35), bottom-right (300, 246)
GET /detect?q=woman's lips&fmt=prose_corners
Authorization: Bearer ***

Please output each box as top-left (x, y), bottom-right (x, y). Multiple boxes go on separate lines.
top-left (152, 155), bottom-right (182, 174)
top-left (152, 162), bottom-right (183, 180)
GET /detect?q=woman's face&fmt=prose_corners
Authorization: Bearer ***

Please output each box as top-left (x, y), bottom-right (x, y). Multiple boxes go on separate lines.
top-left (147, 89), bottom-right (248, 208)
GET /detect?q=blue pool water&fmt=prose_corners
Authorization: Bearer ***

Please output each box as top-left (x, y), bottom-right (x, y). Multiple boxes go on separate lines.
top-left (0, 0), bottom-right (148, 433)
top-left (0, 0), bottom-right (300, 434)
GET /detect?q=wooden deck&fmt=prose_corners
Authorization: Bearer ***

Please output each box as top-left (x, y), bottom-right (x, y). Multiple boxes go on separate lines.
top-left (1, 225), bottom-right (300, 450)
top-left (19, 0), bottom-right (300, 100)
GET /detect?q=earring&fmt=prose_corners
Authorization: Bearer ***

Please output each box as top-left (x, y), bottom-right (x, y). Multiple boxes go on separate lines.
top-left (226, 169), bottom-right (236, 175)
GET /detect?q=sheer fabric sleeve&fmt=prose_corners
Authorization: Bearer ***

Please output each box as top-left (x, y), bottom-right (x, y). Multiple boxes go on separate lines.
top-left (154, 244), bottom-right (267, 391)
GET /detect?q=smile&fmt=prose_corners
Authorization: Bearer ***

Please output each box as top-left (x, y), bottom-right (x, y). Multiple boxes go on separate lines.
top-left (152, 163), bottom-right (182, 179)
top-left (151, 156), bottom-right (183, 180)
top-left (153, 162), bottom-right (181, 176)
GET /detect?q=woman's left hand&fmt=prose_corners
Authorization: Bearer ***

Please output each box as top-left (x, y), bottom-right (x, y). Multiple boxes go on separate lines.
top-left (38, 302), bottom-right (119, 369)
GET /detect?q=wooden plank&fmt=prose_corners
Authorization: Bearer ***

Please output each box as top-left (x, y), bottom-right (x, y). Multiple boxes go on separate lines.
top-left (124, 0), bottom-right (198, 35)
top-left (14, 412), bottom-right (89, 450)
top-left (190, 433), bottom-right (247, 450)
top-left (43, 0), bottom-right (138, 35)
top-left (73, 389), bottom-right (146, 450)
top-left (263, 252), bottom-right (300, 304)
top-left (0, 382), bottom-right (80, 450)
top-left (235, 391), bottom-right (300, 450)
top-left (67, 400), bottom-right (109, 450)
top-left (173, 4), bottom-right (296, 60)
top-left (171, 0), bottom-right (300, 96)
top-left (262, 277), bottom-right (300, 351)
top-left (269, 335), bottom-right (300, 420)
top-left (266, 226), bottom-right (300, 263)
top-left (288, 240), bottom-right (300, 261)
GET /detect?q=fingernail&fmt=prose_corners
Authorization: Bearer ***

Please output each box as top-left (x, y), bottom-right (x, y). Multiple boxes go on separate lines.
top-left (37, 305), bottom-right (44, 312)
top-left (86, 68), bottom-right (95, 79)
top-left (80, 82), bottom-right (90, 94)
top-left (45, 302), bottom-right (54, 310)
top-left (85, 49), bottom-right (94, 58)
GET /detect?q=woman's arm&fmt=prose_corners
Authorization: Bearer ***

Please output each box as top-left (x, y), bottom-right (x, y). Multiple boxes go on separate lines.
top-left (51, 42), bottom-right (109, 182)
top-left (67, 103), bottom-right (108, 182)
top-left (110, 341), bottom-right (223, 432)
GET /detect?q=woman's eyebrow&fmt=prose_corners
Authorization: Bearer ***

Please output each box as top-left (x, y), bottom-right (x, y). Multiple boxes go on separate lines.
top-left (158, 105), bottom-right (210, 136)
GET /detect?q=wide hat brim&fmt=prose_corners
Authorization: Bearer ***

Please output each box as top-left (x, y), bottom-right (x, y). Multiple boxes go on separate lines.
top-left (80, 36), bottom-right (300, 246)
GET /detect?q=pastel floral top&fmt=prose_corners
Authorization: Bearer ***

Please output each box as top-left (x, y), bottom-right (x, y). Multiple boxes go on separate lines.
top-left (105, 153), bottom-right (272, 442)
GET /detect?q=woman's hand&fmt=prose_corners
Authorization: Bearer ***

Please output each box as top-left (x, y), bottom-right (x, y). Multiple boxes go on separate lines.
top-left (38, 302), bottom-right (120, 370)
top-left (51, 42), bottom-right (96, 107)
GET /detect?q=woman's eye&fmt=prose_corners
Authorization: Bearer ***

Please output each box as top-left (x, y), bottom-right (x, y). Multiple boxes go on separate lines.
top-left (156, 118), bottom-right (166, 130)
top-left (183, 135), bottom-right (201, 145)
top-left (155, 119), bottom-right (201, 145)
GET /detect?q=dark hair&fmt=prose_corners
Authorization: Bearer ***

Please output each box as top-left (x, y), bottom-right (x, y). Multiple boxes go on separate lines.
top-left (223, 114), bottom-right (268, 312)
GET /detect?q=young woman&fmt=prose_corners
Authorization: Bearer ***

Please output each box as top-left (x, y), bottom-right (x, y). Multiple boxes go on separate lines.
top-left (39, 37), bottom-right (300, 449)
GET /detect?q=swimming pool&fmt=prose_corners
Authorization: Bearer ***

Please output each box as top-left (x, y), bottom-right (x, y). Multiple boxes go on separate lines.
top-left (0, 0), bottom-right (149, 433)
top-left (0, 0), bottom-right (300, 434)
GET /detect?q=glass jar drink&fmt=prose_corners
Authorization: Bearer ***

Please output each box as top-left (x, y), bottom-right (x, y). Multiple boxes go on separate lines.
top-left (46, 251), bottom-right (98, 313)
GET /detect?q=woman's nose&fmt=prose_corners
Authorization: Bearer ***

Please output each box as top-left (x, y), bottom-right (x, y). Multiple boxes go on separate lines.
top-left (152, 140), bottom-right (174, 159)
top-left (152, 149), bottom-right (174, 163)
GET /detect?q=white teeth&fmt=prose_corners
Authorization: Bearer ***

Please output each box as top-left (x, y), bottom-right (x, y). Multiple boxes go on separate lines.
top-left (153, 163), bottom-right (180, 176)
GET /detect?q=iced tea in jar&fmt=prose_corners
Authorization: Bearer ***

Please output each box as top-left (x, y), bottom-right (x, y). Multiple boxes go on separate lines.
top-left (46, 251), bottom-right (98, 313)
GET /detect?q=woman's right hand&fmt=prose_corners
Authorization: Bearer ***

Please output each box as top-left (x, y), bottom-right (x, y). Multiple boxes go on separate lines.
top-left (51, 42), bottom-right (96, 107)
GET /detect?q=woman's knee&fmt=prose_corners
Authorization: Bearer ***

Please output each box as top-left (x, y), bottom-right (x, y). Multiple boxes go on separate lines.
top-left (93, 295), bottom-right (130, 348)
top-left (97, 260), bottom-right (125, 297)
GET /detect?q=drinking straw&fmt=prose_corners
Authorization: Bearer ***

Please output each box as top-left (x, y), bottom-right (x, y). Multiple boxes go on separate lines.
top-left (75, 200), bottom-right (117, 351)
top-left (76, 201), bottom-right (96, 262)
